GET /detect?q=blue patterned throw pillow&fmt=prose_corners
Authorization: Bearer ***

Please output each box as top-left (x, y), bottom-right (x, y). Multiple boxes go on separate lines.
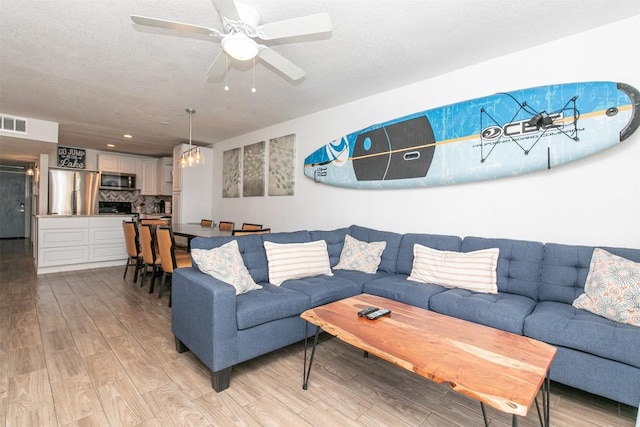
top-left (191, 240), bottom-right (262, 295)
top-left (334, 234), bottom-right (386, 274)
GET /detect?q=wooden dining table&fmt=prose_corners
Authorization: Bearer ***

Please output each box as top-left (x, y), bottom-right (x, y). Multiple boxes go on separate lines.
top-left (172, 223), bottom-right (231, 250)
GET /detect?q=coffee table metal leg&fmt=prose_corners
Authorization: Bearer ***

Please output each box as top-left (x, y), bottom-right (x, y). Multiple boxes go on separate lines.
top-left (533, 371), bottom-right (553, 427)
top-left (543, 372), bottom-right (550, 427)
top-left (482, 371), bottom-right (550, 427)
top-left (302, 323), bottom-right (321, 390)
top-left (480, 402), bottom-right (489, 426)
top-left (535, 371), bottom-right (551, 427)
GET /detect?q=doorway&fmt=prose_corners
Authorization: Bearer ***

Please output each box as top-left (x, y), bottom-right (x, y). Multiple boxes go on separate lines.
top-left (0, 170), bottom-right (31, 239)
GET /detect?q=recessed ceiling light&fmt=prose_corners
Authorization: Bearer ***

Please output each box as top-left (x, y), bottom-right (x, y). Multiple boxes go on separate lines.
top-left (107, 144), bottom-right (115, 148)
top-left (123, 134), bottom-right (133, 139)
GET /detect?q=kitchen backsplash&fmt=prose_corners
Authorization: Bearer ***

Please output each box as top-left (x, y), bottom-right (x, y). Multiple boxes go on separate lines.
top-left (99, 190), bottom-right (171, 213)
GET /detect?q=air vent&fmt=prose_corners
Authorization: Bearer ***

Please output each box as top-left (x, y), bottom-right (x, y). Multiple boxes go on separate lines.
top-left (1, 115), bottom-right (27, 134)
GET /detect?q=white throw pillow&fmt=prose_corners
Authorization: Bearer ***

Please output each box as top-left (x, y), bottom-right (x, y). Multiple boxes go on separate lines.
top-left (408, 244), bottom-right (499, 294)
top-left (334, 234), bottom-right (386, 274)
top-left (572, 248), bottom-right (640, 326)
top-left (191, 240), bottom-right (262, 295)
top-left (264, 240), bottom-right (333, 286)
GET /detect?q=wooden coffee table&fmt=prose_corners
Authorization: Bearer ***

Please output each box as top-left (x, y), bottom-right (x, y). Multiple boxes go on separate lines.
top-left (300, 294), bottom-right (556, 427)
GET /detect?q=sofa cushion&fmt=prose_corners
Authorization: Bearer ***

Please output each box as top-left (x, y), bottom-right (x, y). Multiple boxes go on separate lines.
top-left (334, 234), bottom-right (387, 273)
top-left (264, 240), bottom-right (333, 286)
top-left (236, 283), bottom-right (311, 330)
top-left (397, 233), bottom-right (462, 275)
top-left (572, 248), bottom-right (640, 326)
top-left (408, 244), bottom-right (498, 294)
top-left (191, 235), bottom-right (270, 283)
top-left (191, 241), bottom-right (262, 295)
top-left (280, 275), bottom-right (363, 307)
top-left (462, 236), bottom-right (543, 300)
top-left (349, 225), bottom-right (402, 274)
top-left (263, 230), bottom-right (311, 244)
top-left (332, 269), bottom-right (392, 286)
top-left (429, 289), bottom-right (536, 334)
top-left (310, 228), bottom-right (350, 266)
top-left (540, 243), bottom-right (640, 304)
top-left (363, 274), bottom-right (446, 310)
top-left (524, 301), bottom-right (640, 369)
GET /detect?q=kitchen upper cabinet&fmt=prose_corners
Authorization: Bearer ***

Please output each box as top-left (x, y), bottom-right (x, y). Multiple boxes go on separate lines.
top-left (140, 159), bottom-right (158, 195)
top-left (98, 154), bottom-right (136, 174)
top-left (172, 145), bottom-right (183, 192)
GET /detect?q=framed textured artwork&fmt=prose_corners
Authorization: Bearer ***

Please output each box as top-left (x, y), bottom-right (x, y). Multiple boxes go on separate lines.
top-left (268, 134), bottom-right (296, 196)
top-left (243, 141), bottom-right (265, 197)
top-left (222, 148), bottom-right (240, 198)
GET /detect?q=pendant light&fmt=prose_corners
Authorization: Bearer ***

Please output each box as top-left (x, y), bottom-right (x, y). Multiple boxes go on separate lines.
top-left (180, 108), bottom-right (204, 168)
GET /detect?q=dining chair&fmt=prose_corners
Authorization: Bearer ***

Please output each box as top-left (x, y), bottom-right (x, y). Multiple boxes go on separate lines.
top-left (200, 219), bottom-right (214, 227)
top-left (241, 223), bottom-right (263, 230)
top-left (231, 228), bottom-right (271, 236)
top-left (138, 223), bottom-right (163, 294)
top-left (218, 221), bottom-right (235, 231)
top-left (156, 226), bottom-right (192, 306)
top-left (122, 220), bottom-right (142, 283)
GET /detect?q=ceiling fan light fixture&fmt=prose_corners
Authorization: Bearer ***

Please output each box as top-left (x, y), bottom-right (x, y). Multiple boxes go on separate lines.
top-left (222, 33), bottom-right (258, 61)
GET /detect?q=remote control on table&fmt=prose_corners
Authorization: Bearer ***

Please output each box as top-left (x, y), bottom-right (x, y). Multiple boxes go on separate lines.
top-left (366, 308), bottom-right (391, 320)
top-left (357, 306), bottom-right (379, 317)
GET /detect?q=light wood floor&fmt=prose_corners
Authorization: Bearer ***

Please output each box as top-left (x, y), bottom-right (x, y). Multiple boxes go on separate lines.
top-left (1, 238), bottom-right (637, 426)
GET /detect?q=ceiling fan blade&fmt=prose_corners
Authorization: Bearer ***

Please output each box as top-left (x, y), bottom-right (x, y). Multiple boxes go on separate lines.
top-left (258, 46), bottom-right (305, 81)
top-left (258, 13), bottom-right (332, 40)
top-left (207, 51), bottom-right (228, 80)
top-left (131, 15), bottom-right (220, 37)
top-left (211, 0), bottom-right (240, 21)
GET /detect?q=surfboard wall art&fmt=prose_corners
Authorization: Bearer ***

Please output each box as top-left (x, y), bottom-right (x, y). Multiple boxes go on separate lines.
top-left (303, 81), bottom-right (640, 189)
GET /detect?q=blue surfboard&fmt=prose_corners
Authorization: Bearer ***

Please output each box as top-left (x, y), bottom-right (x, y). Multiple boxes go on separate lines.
top-left (304, 81), bottom-right (640, 189)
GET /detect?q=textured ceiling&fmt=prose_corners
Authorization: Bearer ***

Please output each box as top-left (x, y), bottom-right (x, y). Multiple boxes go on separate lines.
top-left (1, 0), bottom-right (639, 166)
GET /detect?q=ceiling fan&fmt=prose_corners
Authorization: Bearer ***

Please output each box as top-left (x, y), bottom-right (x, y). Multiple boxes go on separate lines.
top-left (130, 0), bottom-right (332, 81)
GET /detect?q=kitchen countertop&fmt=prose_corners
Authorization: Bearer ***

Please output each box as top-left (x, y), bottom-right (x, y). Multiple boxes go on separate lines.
top-left (138, 213), bottom-right (171, 219)
top-left (36, 214), bottom-right (138, 218)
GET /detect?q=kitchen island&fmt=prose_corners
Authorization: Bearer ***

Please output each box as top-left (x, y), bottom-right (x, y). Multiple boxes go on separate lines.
top-left (36, 214), bottom-right (136, 275)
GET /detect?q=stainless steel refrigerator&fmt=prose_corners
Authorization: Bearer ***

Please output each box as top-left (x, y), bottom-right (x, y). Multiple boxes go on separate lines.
top-left (48, 168), bottom-right (100, 215)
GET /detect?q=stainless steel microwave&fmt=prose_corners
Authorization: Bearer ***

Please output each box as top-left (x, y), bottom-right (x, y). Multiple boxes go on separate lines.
top-left (100, 172), bottom-right (136, 190)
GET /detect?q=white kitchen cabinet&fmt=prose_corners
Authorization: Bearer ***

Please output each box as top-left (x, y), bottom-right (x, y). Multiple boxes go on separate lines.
top-left (140, 158), bottom-right (158, 195)
top-left (158, 156), bottom-right (173, 196)
top-left (171, 192), bottom-right (181, 225)
top-left (88, 216), bottom-right (131, 262)
top-left (37, 215), bottom-right (135, 274)
top-left (172, 145), bottom-right (183, 193)
top-left (38, 217), bottom-right (90, 267)
top-left (98, 154), bottom-right (136, 173)
top-left (171, 144), bottom-right (213, 224)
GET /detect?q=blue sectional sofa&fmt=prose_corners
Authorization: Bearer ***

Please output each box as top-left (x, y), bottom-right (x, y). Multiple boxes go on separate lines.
top-left (171, 225), bottom-right (640, 406)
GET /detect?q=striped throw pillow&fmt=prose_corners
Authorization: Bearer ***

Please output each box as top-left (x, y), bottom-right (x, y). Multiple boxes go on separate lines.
top-left (264, 240), bottom-right (333, 286)
top-left (408, 244), bottom-right (499, 294)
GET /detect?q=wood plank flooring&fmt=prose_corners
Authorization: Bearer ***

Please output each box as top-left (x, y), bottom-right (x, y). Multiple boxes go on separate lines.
top-left (1, 238), bottom-right (638, 426)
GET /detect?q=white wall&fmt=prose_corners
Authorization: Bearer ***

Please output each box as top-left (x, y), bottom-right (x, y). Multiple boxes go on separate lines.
top-left (211, 16), bottom-right (640, 248)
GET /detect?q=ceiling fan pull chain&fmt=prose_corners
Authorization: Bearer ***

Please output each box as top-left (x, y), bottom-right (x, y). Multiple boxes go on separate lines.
top-left (251, 56), bottom-right (257, 93)
top-left (224, 54), bottom-right (230, 91)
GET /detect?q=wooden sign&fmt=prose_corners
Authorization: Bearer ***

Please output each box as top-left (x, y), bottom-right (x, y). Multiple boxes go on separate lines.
top-left (57, 146), bottom-right (86, 169)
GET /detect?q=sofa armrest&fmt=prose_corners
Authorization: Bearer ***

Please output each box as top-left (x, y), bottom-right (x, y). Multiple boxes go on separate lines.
top-left (171, 267), bottom-right (239, 372)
